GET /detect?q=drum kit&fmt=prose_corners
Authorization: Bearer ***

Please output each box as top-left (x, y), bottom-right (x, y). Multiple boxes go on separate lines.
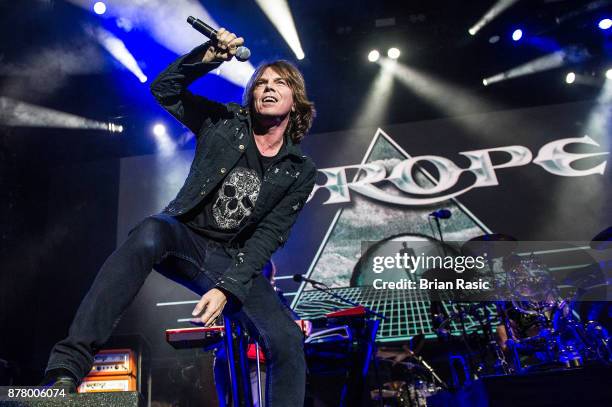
top-left (436, 228), bottom-right (612, 376)
top-left (371, 227), bottom-right (612, 406)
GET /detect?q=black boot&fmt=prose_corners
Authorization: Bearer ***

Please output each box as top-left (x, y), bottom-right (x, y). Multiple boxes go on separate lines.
top-left (39, 368), bottom-right (78, 393)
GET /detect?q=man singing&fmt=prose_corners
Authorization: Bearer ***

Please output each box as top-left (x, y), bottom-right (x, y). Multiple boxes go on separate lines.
top-left (42, 28), bottom-right (316, 407)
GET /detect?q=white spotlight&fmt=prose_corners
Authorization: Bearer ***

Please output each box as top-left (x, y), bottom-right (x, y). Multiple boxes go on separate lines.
top-left (468, 0), bottom-right (520, 36)
top-left (387, 48), bottom-right (401, 59)
top-left (606, 69), bottom-right (612, 80)
top-left (0, 96), bottom-right (117, 131)
top-left (482, 79), bottom-right (489, 86)
top-left (108, 123), bottom-right (124, 133)
top-left (151, 123), bottom-right (176, 156)
top-left (254, 0), bottom-right (305, 61)
top-left (566, 72), bottom-right (576, 84)
top-left (482, 48), bottom-right (580, 86)
top-left (368, 50), bottom-right (380, 62)
top-left (599, 18), bottom-right (612, 30)
top-left (93, 2), bottom-right (106, 15)
top-left (89, 26), bottom-right (147, 83)
top-left (153, 123), bottom-right (167, 137)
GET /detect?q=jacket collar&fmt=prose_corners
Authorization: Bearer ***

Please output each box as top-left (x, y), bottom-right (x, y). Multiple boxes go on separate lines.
top-left (238, 107), bottom-right (306, 162)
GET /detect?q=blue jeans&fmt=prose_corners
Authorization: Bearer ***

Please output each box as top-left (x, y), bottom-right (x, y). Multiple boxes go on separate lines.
top-left (45, 214), bottom-right (306, 407)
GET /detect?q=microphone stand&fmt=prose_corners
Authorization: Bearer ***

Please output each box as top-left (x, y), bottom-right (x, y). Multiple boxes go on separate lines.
top-left (430, 214), bottom-right (448, 257)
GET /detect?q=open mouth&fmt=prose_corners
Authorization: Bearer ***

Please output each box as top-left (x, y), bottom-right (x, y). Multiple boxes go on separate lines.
top-left (261, 95), bottom-right (278, 104)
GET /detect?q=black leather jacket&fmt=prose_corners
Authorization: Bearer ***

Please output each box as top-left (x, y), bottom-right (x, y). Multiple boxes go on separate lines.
top-left (150, 43), bottom-right (316, 303)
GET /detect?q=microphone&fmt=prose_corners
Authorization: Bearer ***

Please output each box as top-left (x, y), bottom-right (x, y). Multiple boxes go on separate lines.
top-left (429, 209), bottom-right (452, 219)
top-left (293, 274), bottom-right (322, 285)
top-left (187, 16), bottom-right (251, 62)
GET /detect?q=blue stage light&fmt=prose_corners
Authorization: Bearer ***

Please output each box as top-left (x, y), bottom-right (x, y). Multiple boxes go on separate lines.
top-left (599, 18), bottom-right (612, 30)
top-left (512, 29), bottom-right (523, 41)
top-left (93, 2), bottom-right (106, 15)
top-left (153, 123), bottom-right (167, 137)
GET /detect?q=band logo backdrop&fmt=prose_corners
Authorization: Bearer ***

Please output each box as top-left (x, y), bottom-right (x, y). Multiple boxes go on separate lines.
top-left (114, 99), bottom-right (611, 355)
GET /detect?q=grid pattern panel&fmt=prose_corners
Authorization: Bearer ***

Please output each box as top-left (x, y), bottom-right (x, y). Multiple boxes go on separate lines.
top-left (293, 287), bottom-right (498, 342)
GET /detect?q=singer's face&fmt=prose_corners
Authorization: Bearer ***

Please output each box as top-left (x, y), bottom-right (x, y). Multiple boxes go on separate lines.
top-left (252, 68), bottom-right (294, 119)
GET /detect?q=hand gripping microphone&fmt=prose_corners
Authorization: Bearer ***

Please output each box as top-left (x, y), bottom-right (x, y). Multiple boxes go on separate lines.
top-left (187, 16), bottom-right (251, 62)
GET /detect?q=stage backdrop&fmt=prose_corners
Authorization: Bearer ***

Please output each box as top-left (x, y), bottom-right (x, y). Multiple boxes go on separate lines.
top-left (114, 99), bottom-right (611, 357)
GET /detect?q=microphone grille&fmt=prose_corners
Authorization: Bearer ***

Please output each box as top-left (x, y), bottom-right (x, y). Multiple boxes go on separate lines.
top-left (235, 46), bottom-right (251, 62)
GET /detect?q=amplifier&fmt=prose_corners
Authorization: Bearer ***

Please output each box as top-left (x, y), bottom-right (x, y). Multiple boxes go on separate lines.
top-left (78, 375), bottom-right (137, 393)
top-left (88, 348), bottom-right (135, 376)
top-left (78, 348), bottom-right (137, 394)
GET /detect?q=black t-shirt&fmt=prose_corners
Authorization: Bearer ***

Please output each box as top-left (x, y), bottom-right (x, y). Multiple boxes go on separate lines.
top-left (183, 136), bottom-right (284, 242)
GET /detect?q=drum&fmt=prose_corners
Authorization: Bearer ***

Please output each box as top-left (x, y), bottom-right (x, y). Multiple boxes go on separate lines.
top-left (505, 255), bottom-right (558, 315)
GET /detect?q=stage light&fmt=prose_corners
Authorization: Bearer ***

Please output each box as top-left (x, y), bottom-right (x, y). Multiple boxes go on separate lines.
top-left (566, 72), bottom-right (576, 84)
top-left (0, 97), bottom-right (121, 131)
top-left (389, 62), bottom-right (504, 138)
top-left (352, 58), bottom-right (395, 129)
top-left (368, 50), bottom-right (380, 62)
top-left (67, 0), bottom-right (255, 87)
top-left (481, 46), bottom-right (587, 85)
top-left (153, 123), bottom-right (167, 137)
top-left (254, 0), bottom-right (305, 60)
top-left (108, 123), bottom-right (124, 133)
top-left (93, 2), bottom-right (106, 15)
top-left (598, 18), bottom-right (612, 30)
top-left (88, 26), bottom-right (147, 83)
top-left (512, 29), bottom-right (523, 41)
top-left (468, 0), bottom-right (519, 36)
top-left (151, 123), bottom-right (176, 156)
top-left (483, 79), bottom-right (489, 86)
top-left (606, 69), bottom-right (612, 80)
top-left (387, 48), bottom-right (401, 59)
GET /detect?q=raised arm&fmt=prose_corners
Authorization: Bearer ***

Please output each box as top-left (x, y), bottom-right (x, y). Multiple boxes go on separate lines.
top-left (149, 29), bottom-right (245, 135)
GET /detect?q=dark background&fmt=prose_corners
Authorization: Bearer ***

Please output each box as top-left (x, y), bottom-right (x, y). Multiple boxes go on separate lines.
top-left (1, 0), bottom-right (611, 399)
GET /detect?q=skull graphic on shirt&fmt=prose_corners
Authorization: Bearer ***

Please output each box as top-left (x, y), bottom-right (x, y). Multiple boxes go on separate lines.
top-left (213, 167), bottom-right (261, 230)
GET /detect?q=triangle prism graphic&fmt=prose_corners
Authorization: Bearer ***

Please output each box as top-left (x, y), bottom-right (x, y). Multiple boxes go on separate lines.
top-left (292, 128), bottom-right (494, 342)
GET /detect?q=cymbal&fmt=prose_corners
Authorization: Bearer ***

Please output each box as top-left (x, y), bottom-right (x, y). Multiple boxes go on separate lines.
top-left (591, 226), bottom-right (612, 251)
top-left (461, 233), bottom-right (518, 258)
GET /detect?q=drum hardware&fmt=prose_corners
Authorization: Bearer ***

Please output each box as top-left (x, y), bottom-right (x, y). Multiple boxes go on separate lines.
top-left (435, 232), bottom-right (612, 376)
